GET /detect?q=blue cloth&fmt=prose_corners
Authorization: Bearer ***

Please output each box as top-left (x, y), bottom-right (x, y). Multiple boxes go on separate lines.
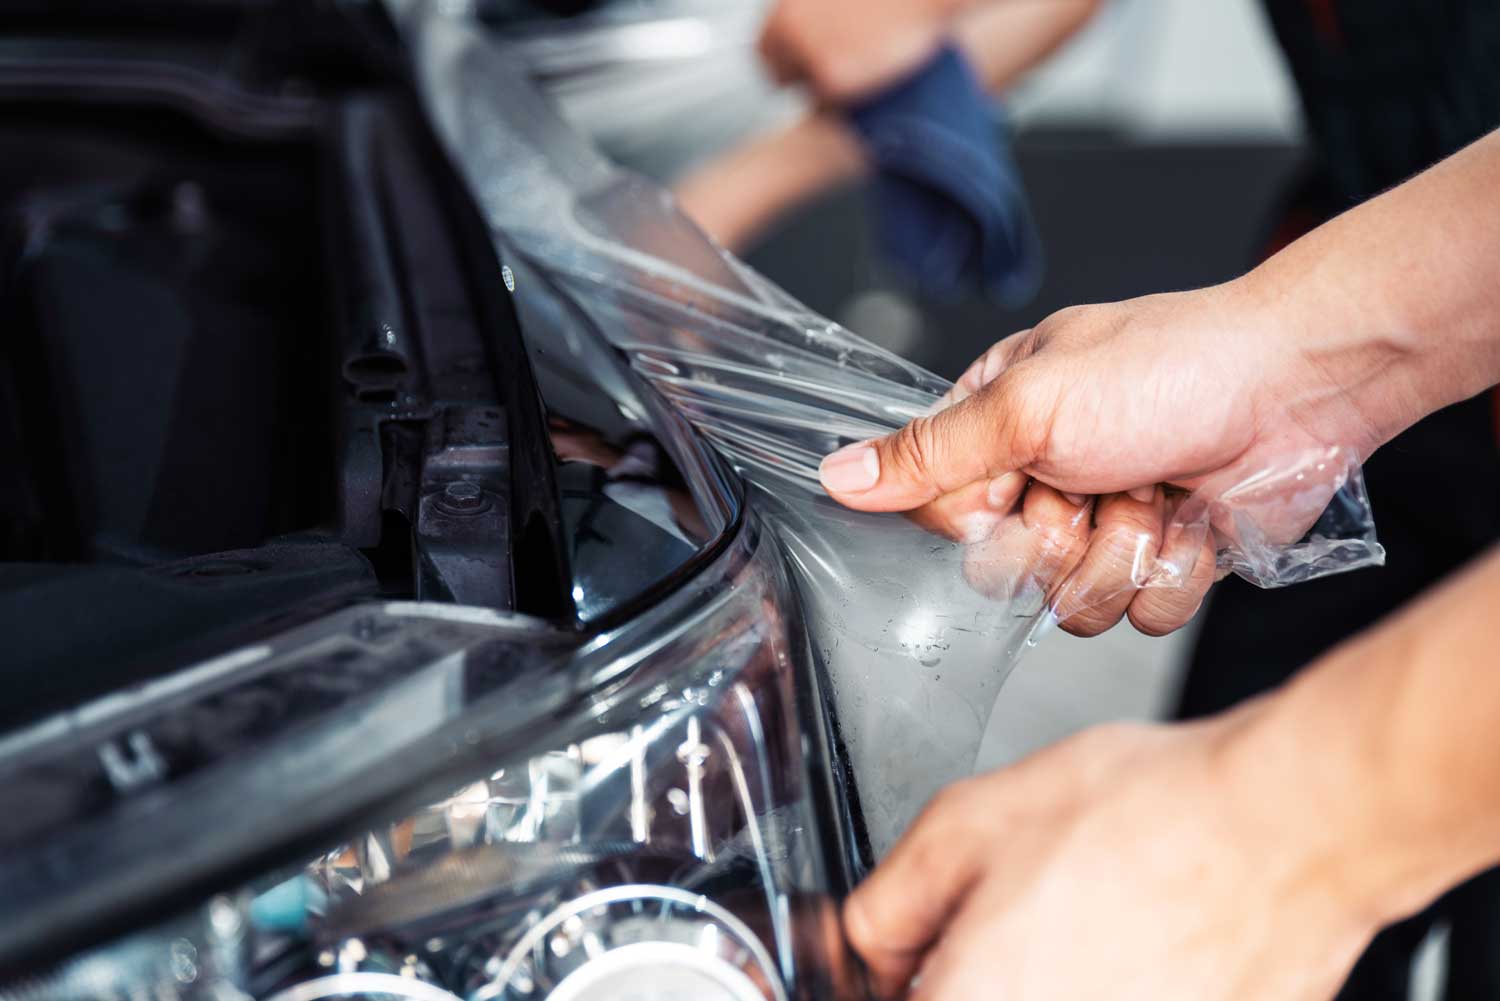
top-left (847, 45), bottom-right (1043, 305)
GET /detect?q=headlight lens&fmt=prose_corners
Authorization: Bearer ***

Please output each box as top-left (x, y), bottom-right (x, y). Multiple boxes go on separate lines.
top-left (4, 523), bottom-right (859, 1001)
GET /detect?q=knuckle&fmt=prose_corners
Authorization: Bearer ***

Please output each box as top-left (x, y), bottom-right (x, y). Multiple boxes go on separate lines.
top-left (994, 372), bottom-right (1057, 467)
top-left (1094, 521), bottom-right (1158, 576)
top-left (1031, 507), bottom-right (1091, 554)
top-left (979, 341), bottom-right (1010, 384)
top-left (1093, 501), bottom-right (1164, 575)
top-left (842, 892), bottom-right (882, 953)
top-left (1001, 329), bottom-right (1047, 374)
top-left (1057, 605), bottom-right (1120, 638)
top-left (1050, 562), bottom-right (1132, 633)
top-left (1126, 588), bottom-right (1198, 636)
top-left (889, 416), bottom-right (939, 479)
top-left (986, 328), bottom-right (1036, 370)
top-left (1098, 492), bottom-right (1162, 532)
top-left (1030, 309), bottom-right (1066, 337)
top-left (1039, 303), bottom-right (1098, 335)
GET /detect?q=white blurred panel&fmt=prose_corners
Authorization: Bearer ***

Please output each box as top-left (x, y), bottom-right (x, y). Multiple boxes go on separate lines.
top-left (1009, 0), bottom-right (1303, 139)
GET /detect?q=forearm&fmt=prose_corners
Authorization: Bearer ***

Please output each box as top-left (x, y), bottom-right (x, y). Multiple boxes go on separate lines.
top-left (1243, 129), bottom-right (1500, 448)
top-left (955, 0), bottom-right (1103, 91)
top-left (791, 0), bottom-right (1103, 159)
top-left (679, 0), bottom-right (1101, 248)
top-left (1228, 546), bottom-right (1500, 928)
top-left (673, 114), bottom-right (864, 249)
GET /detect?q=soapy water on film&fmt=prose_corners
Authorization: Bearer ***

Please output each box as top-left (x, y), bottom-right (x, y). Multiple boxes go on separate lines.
top-left (400, 3), bottom-right (1382, 855)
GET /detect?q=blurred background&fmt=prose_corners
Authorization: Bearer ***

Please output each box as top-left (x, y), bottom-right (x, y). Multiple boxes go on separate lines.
top-left (743, 0), bottom-right (1299, 774)
top-left (491, 5), bottom-right (1464, 988)
top-left (738, 0), bottom-right (1304, 779)
top-left (490, 0), bottom-right (1309, 772)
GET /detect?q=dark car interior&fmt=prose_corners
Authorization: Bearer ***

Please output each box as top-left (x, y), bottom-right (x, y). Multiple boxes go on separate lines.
top-left (0, 1), bottom-right (586, 726)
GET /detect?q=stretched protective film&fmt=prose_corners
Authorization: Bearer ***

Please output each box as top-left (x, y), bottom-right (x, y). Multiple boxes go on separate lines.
top-left (398, 2), bottom-right (1383, 856)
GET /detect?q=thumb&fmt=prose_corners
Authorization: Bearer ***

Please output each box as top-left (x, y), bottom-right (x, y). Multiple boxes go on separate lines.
top-left (842, 782), bottom-right (992, 998)
top-left (818, 378), bottom-right (1034, 512)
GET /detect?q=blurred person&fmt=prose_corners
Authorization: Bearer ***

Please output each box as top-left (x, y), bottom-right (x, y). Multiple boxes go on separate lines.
top-left (674, 0), bottom-right (1098, 251)
top-left (812, 123), bottom-right (1500, 998)
top-left (677, 2), bottom-right (1500, 998)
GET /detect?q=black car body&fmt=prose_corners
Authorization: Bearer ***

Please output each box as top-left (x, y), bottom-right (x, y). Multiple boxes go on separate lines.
top-left (0, 3), bottom-right (869, 998)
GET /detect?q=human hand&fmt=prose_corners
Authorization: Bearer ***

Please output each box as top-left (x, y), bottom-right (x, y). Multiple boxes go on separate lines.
top-left (843, 716), bottom-right (1382, 1001)
top-left (682, 0), bottom-right (1102, 251)
top-left (758, 0), bottom-right (958, 102)
top-left (674, 114), bottom-right (867, 252)
top-left (818, 280), bottom-right (1385, 634)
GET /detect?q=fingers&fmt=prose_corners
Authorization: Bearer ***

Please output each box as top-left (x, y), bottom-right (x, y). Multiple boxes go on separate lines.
top-left (901, 890), bottom-right (1013, 1001)
top-left (756, 13), bottom-right (799, 86)
top-left (758, 0), bottom-right (949, 101)
top-left (843, 780), bottom-right (994, 998)
top-left (906, 472), bottom-right (1028, 543)
top-left (820, 329), bottom-right (1040, 511)
top-left (956, 483), bottom-right (1214, 636)
top-left (1126, 517), bottom-right (1216, 636)
top-left (933, 332), bottom-right (1031, 412)
top-left (1051, 487), bottom-right (1166, 637)
top-left (819, 373), bottom-right (1043, 512)
top-left (960, 483), bottom-right (1093, 610)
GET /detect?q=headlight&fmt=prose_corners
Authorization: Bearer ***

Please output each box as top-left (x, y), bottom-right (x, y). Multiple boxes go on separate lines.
top-left (0, 521), bottom-right (862, 1001)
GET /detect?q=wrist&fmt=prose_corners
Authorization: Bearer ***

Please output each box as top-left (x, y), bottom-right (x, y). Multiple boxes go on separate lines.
top-left (1227, 264), bottom-right (1426, 456)
top-left (785, 114), bottom-right (868, 185)
top-left (1210, 685), bottom-right (1401, 936)
top-left (1232, 133), bottom-right (1500, 450)
top-left (1219, 637), bottom-right (1495, 935)
top-left (673, 116), bottom-right (865, 250)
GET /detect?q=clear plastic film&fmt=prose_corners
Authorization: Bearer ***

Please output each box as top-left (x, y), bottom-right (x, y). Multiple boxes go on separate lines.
top-left (398, 2), bottom-right (1383, 854)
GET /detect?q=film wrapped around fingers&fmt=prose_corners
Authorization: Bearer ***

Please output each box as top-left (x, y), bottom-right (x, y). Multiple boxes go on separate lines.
top-left (399, 1), bottom-right (1383, 856)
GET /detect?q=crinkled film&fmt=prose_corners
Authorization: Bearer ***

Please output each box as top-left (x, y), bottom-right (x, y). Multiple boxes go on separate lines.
top-left (398, 2), bottom-right (1383, 855)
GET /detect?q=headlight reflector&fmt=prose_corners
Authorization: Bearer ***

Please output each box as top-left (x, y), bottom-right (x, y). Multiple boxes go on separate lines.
top-left (3, 524), bottom-right (858, 1001)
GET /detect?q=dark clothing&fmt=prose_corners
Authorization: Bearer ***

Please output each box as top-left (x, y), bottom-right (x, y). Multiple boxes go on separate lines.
top-left (1180, 397), bottom-right (1500, 714)
top-left (1260, 0), bottom-right (1500, 205)
top-left (1178, 3), bottom-right (1500, 998)
top-left (846, 45), bottom-right (1042, 305)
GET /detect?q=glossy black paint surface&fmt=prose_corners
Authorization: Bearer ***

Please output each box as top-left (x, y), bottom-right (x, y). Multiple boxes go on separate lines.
top-left (0, 1), bottom-right (737, 713)
top-left (0, 7), bottom-right (860, 992)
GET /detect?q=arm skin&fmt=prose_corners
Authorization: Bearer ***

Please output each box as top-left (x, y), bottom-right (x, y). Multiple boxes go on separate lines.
top-left (842, 545), bottom-right (1500, 1000)
top-left (755, 0), bottom-right (1103, 101)
top-left (675, 0), bottom-right (1102, 250)
top-left (817, 128), bottom-right (1500, 637)
top-left (1240, 128), bottom-right (1500, 454)
top-left (1244, 545), bottom-right (1500, 934)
